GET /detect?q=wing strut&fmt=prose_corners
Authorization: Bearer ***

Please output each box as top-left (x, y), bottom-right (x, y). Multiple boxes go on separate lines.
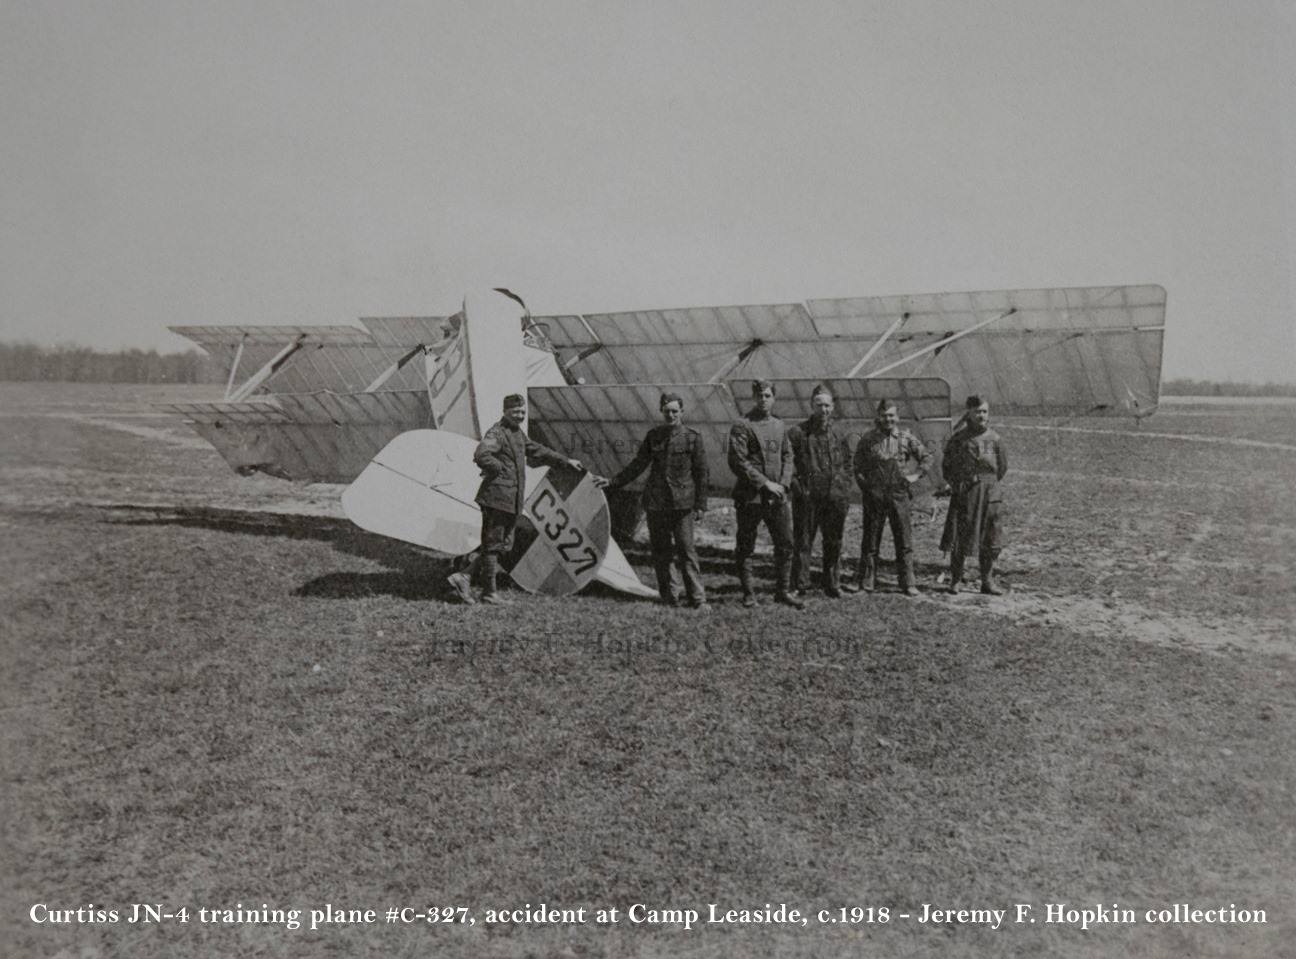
top-left (226, 334), bottom-right (308, 401)
top-left (707, 338), bottom-right (765, 383)
top-left (364, 344), bottom-right (427, 392)
top-left (844, 312), bottom-right (910, 377)
top-left (563, 343), bottom-right (605, 371)
top-left (862, 308), bottom-right (1017, 378)
top-left (223, 335), bottom-right (247, 399)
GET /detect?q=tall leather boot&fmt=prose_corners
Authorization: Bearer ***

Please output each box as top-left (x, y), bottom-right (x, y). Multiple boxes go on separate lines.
top-left (478, 553), bottom-right (508, 605)
top-left (948, 553), bottom-right (965, 595)
top-left (774, 555), bottom-right (805, 609)
top-left (899, 555), bottom-right (919, 597)
top-left (858, 555), bottom-right (876, 593)
top-left (824, 556), bottom-right (842, 598)
top-left (980, 554), bottom-right (1004, 595)
top-left (447, 555), bottom-right (478, 604)
top-left (737, 560), bottom-right (757, 608)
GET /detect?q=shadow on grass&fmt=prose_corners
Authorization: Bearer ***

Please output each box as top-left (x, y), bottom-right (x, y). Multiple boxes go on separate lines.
top-left (102, 504), bottom-right (977, 605)
top-left (620, 539), bottom-right (965, 586)
top-left (99, 503), bottom-right (456, 601)
top-left (617, 540), bottom-right (778, 594)
top-left (292, 569), bottom-right (449, 601)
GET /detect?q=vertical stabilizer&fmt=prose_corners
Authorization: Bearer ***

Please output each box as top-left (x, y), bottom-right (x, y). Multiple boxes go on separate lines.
top-left (463, 289), bottom-right (528, 438)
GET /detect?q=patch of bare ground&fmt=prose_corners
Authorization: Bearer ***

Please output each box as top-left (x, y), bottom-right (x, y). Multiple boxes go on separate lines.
top-left (932, 586), bottom-right (1292, 657)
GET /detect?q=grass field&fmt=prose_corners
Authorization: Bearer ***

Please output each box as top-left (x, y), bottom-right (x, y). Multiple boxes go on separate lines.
top-left (2, 383), bottom-right (1294, 958)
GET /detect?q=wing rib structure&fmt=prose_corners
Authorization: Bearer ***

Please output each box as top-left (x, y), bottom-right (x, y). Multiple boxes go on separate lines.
top-left (169, 284), bottom-right (1164, 484)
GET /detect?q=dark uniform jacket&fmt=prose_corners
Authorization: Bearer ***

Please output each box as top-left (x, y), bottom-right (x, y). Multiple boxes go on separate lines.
top-left (942, 427), bottom-right (1008, 497)
top-left (787, 417), bottom-right (855, 502)
top-left (854, 427), bottom-right (932, 497)
top-left (728, 410), bottom-right (793, 505)
top-left (473, 418), bottom-right (570, 515)
top-left (609, 424), bottom-right (708, 512)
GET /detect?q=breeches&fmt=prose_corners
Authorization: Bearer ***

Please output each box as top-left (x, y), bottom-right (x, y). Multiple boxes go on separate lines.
top-left (734, 498), bottom-right (794, 565)
top-left (479, 506), bottom-right (518, 555)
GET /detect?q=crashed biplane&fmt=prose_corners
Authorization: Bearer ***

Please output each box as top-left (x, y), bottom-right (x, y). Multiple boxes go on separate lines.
top-left (164, 284), bottom-right (1166, 596)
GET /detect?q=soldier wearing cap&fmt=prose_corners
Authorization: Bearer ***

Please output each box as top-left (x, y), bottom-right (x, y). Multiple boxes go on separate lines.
top-left (942, 395), bottom-right (1008, 595)
top-left (787, 385), bottom-right (856, 598)
top-left (728, 380), bottom-right (804, 609)
top-left (604, 392), bottom-right (709, 609)
top-left (853, 399), bottom-right (932, 596)
top-left (449, 393), bottom-right (582, 605)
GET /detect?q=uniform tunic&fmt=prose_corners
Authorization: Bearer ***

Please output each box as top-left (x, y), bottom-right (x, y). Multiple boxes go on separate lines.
top-left (609, 424), bottom-right (708, 512)
top-left (941, 425), bottom-right (1008, 567)
top-left (727, 409), bottom-right (795, 591)
top-left (854, 428), bottom-right (930, 498)
top-left (787, 417), bottom-right (854, 591)
top-left (473, 417), bottom-right (570, 555)
top-left (609, 424), bottom-right (708, 602)
top-left (727, 411), bottom-right (793, 504)
top-left (854, 427), bottom-right (932, 580)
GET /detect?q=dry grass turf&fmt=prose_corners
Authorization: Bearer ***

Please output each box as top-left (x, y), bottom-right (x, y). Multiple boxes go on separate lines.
top-left (1, 383), bottom-right (1294, 958)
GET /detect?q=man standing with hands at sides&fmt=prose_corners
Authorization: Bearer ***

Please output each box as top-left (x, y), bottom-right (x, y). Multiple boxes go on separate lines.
top-left (942, 396), bottom-right (1008, 595)
top-left (448, 393), bottom-right (584, 606)
top-left (938, 400), bottom-right (975, 564)
top-left (601, 392), bottom-right (710, 610)
top-left (854, 399), bottom-right (932, 596)
top-left (787, 385), bottom-right (856, 599)
top-left (728, 380), bottom-right (804, 609)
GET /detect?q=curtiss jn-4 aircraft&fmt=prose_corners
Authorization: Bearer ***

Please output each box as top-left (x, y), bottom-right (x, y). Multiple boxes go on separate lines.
top-left (164, 284), bottom-right (1166, 597)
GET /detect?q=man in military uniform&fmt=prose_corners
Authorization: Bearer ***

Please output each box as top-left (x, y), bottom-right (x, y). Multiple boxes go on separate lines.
top-left (942, 396), bottom-right (1008, 595)
top-left (728, 380), bottom-right (804, 609)
top-left (603, 392), bottom-right (709, 609)
top-left (787, 385), bottom-right (856, 598)
top-left (937, 399), bottom-right (978, 570)
top-left (853, 399), bottom-right (932, 596)
top-left (449, 393), bottom-right (583, 605)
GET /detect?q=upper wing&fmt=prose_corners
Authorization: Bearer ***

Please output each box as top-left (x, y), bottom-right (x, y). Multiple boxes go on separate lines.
top-left (807, 285), bottom-right (1165, 417)
top-left (170, 321), bottom-right (456, 397)
top-left (168, 284), bottom-right (1165, 484)
top-left (537, 284), bottom-right (1165, 418)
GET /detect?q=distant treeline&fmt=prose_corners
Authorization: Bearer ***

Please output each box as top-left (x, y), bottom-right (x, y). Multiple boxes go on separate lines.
top-left (0, 342), bottom-right (223, 383)
top-left (1162, 378), bottom-right (1296, 398)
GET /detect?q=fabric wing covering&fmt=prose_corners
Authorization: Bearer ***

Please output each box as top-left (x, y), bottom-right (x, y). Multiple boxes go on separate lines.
top-left (166, 319), bottom-right (461, 481)
top-left (171, 322), bottom-right (456, 395)
top-left (166, 284), bottom-right (1163, 484)
top-left (535, 285), bottom-right (1164, 418)
top-left (161, 391), bottom-right (434, 482)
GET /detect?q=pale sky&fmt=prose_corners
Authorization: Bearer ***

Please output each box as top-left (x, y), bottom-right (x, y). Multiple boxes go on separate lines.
top-left (2, 0), bottom-right (1292, 381)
